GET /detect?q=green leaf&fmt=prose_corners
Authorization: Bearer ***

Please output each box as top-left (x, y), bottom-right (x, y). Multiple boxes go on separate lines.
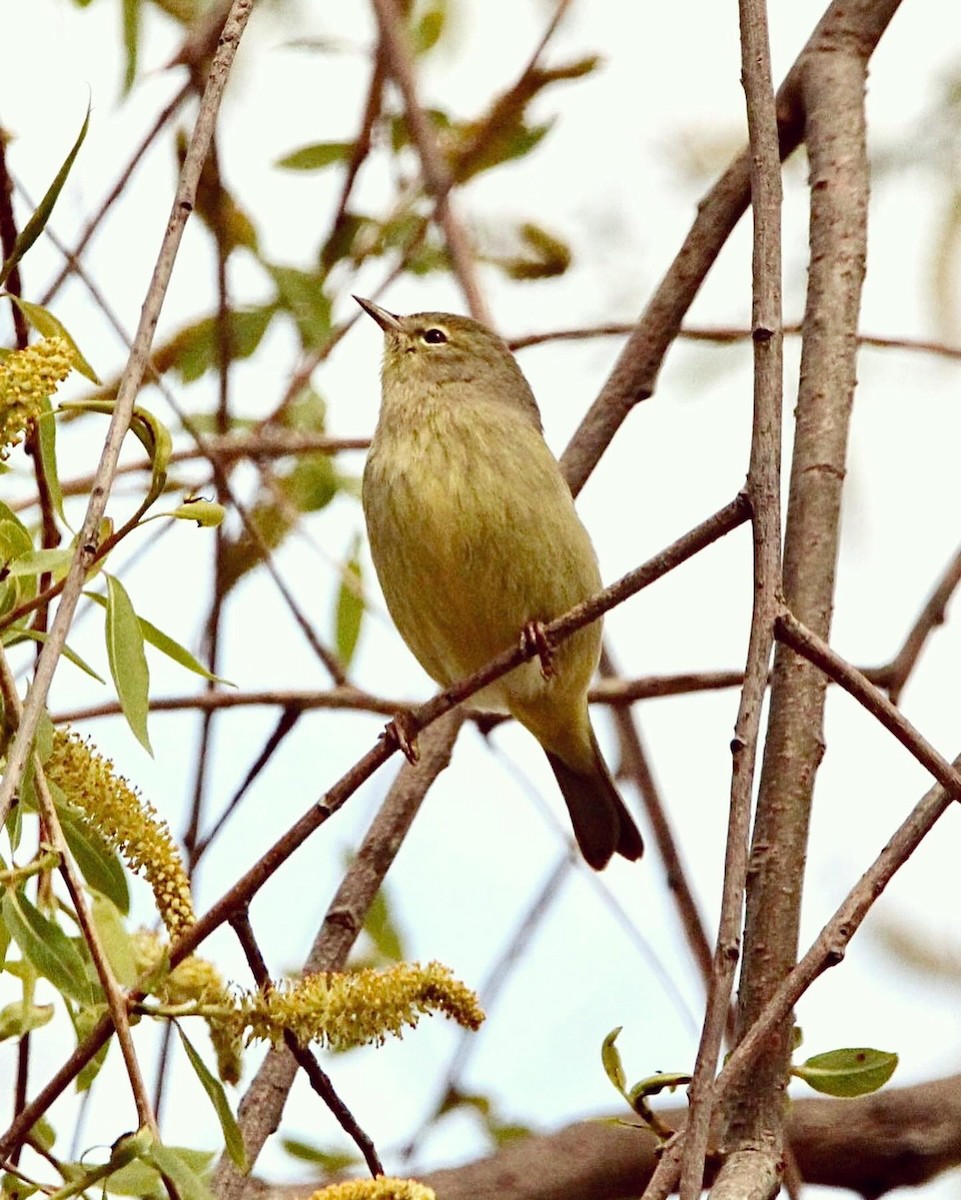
top-left (60, 400), bottom-right (171, 510)
top-left (275, 141), bottom-right (354, 171)
top-left (37, 400), bottom-right (67, 527)
top-left (6, 548), bottom-right (76, 579)
top-left (7, 298), bottom-right (100, 383)
top-left (500, 222), bottom-right (572, 281)
top-left (361, 877), bottom-right (404, 962)
top-left (280, 1139), bottom-right (358, 1171)
top-left (601, 1026), bottom-right (627, 1096)
top-left (70, 1002), bottom-right (111, 1092)
top-left (334, 536), bottom-right (363, 669)
top-left (90, 894), bottom-right (138, 986)
top-left (175, 1024), bottom-right (247, 1170)
top-left (281, 455), bottom-right (338, 513)
top-left (0, 1000), bottom-right (54, 1041)
top-left (10, 628), bottom-right (106, 683)
top-left (412, 2), bottom-right (446, 54)
top-left (142, 1142), bottom-right (215, 1200)
top-left (158, 307), bottom-right (275, 383)
top-left (103, 574), bottom-right (152, 754)
top-left (105, 1147), bottom-right (214, 1199)
top-left (138, 614), bottom-right (230, 684)
top-left (794, 1047), bottom-right (898, 1097)
top-left (161, 499), bottom-right (226, 527)
top-left (56, 802), bottom-right (130, 913)
top-left (1, 890), bottom-right (99, 1004)
top-left (86, 591), bottom-right (231, 685)
top-left (122, 0), bottom-right (140, 93)
top-left (0, 513), bottom-right (37, 620)
top-left (0, 102), bottom-right (90, 289)
top-left (267, 265), bottom-right (332, 351)
top-left (626, 1071), bottom-right (692, 1107)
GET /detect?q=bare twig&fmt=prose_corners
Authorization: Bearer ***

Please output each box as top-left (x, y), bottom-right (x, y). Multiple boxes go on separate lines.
top-left (872, 542), bottom-right (961, 704)
top-left (370, 0), bottom-right (490, 324)
top-left (229, 909), bottom-right (384, 1177)
top-left (510, 321), bottom-right (961, 361)
top-left (599, 648), bottom-right (715, 993)
top-left (775, 609), bottom-right (961, 801)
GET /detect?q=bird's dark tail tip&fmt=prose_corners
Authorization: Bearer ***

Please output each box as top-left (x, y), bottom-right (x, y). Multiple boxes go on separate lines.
top-left (545, 745), bottom-right (644, 870)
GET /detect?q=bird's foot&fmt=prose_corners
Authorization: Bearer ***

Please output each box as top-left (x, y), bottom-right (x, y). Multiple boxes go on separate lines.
top-left (383, 711), bottom-right (420, 764)
top-left (521, 620), bottom-right (555, 680)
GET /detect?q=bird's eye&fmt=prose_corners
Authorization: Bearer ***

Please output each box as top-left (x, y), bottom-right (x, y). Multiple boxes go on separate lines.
top-left (421, 328), bottom-right (448, 345)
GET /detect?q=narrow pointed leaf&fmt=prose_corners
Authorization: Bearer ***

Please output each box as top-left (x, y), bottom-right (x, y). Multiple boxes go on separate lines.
top-left (142, 1143), bottom-right (215, 1200)
top-left (334, 535), bottom-right (363, 669)
top-left (10, 627), bottom-right (106, 683)
top-left (175, 1024), bottom-right (247, 1169)
top-left (275, 141), bottom-right (353, 171)
top-left (103, 574), bottom-right (152, 753)
top-left (8, 297), bottom-right (99, 382)
top-left (87, 591), bottom-right (232, 684)
top-left (601, 1026), bottom-right (627, 1095)
top-left (0, 102), bottom-right (91, 288)
top-left (1, 890), bottom-right (98, 1004)
top-left (6, 548), bottom-right (76, 578)
top-left (37, 400), bottom-right (68, 525)
top-left (139, 614), bottom-right (233, 684)
top-left (90, 894), bottom-right (138, 986)
top-left (56, 802), bottom-right (129, 912)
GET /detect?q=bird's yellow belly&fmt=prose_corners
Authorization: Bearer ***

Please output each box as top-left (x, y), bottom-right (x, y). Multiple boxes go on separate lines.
top-left (363, 414), bottom-right (602, 719)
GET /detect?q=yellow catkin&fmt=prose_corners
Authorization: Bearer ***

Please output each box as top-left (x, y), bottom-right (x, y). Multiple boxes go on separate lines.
top-left (307, 1176), bottom-right (435, 1200)
top-left (45, 729), bottom-right (195, 941)
top-left (0, 338), bottom-right (72, 458)
top-left (238, 961), bottom-right (484, 1052)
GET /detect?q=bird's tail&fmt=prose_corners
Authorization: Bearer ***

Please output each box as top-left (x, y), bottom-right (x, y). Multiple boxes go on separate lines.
top-left (545, 733), bottom-right (644, 870)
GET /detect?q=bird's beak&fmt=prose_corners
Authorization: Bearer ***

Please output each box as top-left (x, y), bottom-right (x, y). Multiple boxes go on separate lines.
top-left (353, 296), bottom-right (403, 333)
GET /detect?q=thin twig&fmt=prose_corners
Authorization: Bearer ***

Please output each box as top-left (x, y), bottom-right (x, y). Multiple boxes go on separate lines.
top-left (872, 542), bottom-right (961, 704)
top-left (720, 15), bottom-right (870, 1194)
top-left (510, 320), bottom-right (961, 361)
top-left (599, 648), bottom-right (716, 994)
top-left (228, 909), bottom-right (384, 1177)
top-left (370, 0), bottom-right (490, 324)
top-left (775, 610), bottom-right (961, 800)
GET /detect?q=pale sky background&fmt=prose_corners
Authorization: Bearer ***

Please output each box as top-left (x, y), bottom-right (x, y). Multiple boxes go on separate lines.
top-left (2, 1), bottom-right (961, 1196)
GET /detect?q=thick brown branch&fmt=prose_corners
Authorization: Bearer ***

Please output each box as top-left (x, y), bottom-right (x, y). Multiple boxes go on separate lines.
top-left (723, 10), bottom-right (871, 1174)
top-left (408, 1073), bottom-right (961, 1200)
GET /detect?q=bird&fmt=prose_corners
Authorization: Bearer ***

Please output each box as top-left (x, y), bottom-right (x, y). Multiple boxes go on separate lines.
top-left (356, 296), bottom-right (643, 869)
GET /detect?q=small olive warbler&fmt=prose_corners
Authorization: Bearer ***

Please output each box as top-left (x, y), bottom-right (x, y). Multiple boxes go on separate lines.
top-left (357, 297), bottom-right (643, 869)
